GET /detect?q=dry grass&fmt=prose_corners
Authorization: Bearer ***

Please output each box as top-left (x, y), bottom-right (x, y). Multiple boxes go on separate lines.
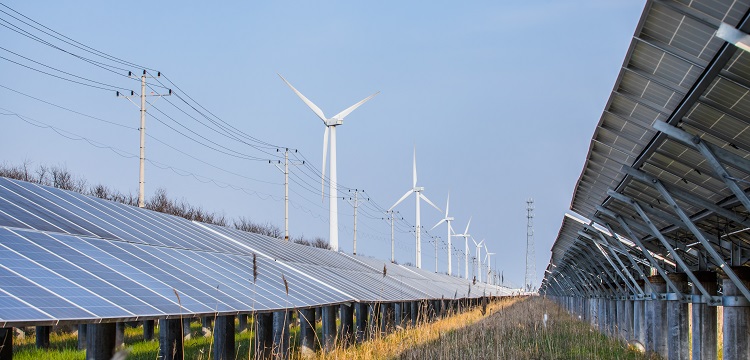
top-left (315, 297), bottom-right (658, 360)
top-left (312, 297), bottom-right (522, 360)
top-left (12, 297), bottom-right (662, 359)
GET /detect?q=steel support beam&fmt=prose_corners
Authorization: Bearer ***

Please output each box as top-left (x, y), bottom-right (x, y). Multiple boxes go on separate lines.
top-left (642, 173), bottom-right (750, 302)
top-left (598, 207), bottom-right (679, 297)
top-left (608, 191), bottom-right (713, 299)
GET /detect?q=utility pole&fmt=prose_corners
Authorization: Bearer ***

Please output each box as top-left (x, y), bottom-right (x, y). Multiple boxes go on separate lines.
top-left (434, 236), bottom-right (440, 273)
top-left (345, 189), bottom-right (367, 254)
top-left (117, 70), bottom-right (170, 208)
top-left (386, 210), bottom-right (400, 263)
top-left (271, 148), bottom-right (303, 241)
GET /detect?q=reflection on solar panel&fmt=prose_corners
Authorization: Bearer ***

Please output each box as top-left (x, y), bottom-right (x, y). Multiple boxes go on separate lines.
top-left (0, 176), bottom-right (510, 326)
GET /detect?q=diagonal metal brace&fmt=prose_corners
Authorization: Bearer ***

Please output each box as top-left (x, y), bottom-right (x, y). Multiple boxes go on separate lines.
top-left (653, 120), bottom-right (750, 213)
top-left (607, 190), bottom-right (711, 300)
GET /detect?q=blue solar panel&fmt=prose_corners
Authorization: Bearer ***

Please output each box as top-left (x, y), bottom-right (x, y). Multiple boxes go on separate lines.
top-left (0, 176), bottom-right (508, 326)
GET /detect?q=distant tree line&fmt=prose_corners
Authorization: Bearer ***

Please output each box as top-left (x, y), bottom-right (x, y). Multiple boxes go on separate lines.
top-left (0, 162), bottom-right (330, 249)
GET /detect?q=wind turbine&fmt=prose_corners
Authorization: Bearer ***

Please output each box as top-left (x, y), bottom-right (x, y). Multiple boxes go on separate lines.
top-left (452, 217), bottom-right (472, 280)
top-left (484, 243), bottom-right (495, 285)
top-left (279, 74), bottom-right (379, 251)
top-left (431, 194), bottom-right (455, 275)
top-left (388, 148), bottom-right (441, 268)
top-left (472, 237), bottom-right (484, 282)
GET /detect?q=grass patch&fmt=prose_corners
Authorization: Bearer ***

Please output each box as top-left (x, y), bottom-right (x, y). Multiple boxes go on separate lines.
top-left (396, 297), bottom-right (659, 360)
top-left (11, 297), bottom-right (659, 359)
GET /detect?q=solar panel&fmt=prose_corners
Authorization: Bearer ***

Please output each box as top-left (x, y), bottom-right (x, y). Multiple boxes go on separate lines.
top-left (0, 176), bottom-right (507, 326)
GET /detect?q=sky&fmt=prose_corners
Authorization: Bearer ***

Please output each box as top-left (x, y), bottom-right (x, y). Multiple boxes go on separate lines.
top-left (1, 0), bottom-right (647, 288)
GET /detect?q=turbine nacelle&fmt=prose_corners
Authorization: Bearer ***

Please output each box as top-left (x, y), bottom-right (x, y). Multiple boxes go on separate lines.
top-left (413, 186), bottom-right (424, 192)
top-left (326, 118), bottom-right (344, 126)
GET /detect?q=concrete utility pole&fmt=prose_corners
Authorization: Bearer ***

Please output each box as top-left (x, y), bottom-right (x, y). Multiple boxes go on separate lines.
top-left (345, 189), bottom-right (367, 254)
top-left (271, 148), bottom-right (303, 241)
top-left (117, 70), bottom-right (170, 208)
top-left (386, 210), bottom-right (400, 263)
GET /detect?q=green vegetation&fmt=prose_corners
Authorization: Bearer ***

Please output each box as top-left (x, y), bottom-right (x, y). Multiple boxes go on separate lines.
top-left (11, 298), bottom-right (658, 359)
top-left (397, 297), bottom-right (658, 360)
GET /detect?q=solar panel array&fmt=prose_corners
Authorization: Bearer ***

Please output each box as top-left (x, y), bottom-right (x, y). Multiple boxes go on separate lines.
top-left (0, 176), bottom-right (510, 327)
top-left (542, 0), bottom-right (750, 295)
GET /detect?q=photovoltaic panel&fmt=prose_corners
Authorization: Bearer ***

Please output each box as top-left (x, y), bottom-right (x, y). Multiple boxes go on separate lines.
top-left (0, 176), bottom-right (509, 326)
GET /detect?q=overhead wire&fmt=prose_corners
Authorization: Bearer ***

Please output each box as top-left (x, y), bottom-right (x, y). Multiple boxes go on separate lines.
top-left (0, 2), bottom-right (480, 263)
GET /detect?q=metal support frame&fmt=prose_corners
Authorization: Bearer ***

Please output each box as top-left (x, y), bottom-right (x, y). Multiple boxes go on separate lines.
top-left (597, 206), bottom-right (680, 298)
top-left (650, 180), bottom-right (750, 302)
top-left (608, 190), bottom-right (714, 301)
top-left (598, 224), bottom-right (653, 295)
top-left (579, 231), bottom-right (639, 295)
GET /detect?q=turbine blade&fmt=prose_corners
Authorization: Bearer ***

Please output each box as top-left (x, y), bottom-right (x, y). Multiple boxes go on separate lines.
top-left (332, 91), bottom-right (379, 120)
top-left (430, 218), bottom-right (446, 231)
top-left (445, 193), bottom-right (450, 216)
top-left (420, 193), bottom-right (442, 213)
top-left (464, 217), bottom-right (472, 235)
top-left (412, 147), bottom-right (417, 188)
top-left (321, 126), bottom-right (329, 201)
top-left (388, 189), bottom-right (414, 211)
top-left (278, 74), bottom-right (327, 122)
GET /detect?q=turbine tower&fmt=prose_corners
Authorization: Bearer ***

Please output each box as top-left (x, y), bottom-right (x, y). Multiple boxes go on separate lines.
top-left (472, 237), bottom-right (484, 282)
top-left (431, 194), bottom-right (454, 275)
top-left (453, 217), bottom-right (472, 280)
top-left (388, 148), bottom-right (441, 268)
top-left (279, 75), bottom-right (379, 251)
top-left (525, 198), bottom-right (536, 292)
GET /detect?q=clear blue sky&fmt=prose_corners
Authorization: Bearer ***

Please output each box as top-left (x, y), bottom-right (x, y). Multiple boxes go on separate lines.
top-left (1, 0), bottom-right (646, 288)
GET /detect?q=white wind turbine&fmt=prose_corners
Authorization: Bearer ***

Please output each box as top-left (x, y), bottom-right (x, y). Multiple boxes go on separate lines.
top-left (452, 217), bottom-right (472, 280)
top-left (388, 148), bottom-right (441, 268)
top-left (431, 194), bottom-right (454, 275)
top-left (484, 243), bottom-right (495, 285)
top-left (472, 237), bottom-right (484, 282)
top-left (279, 75), bottom-right (379, 251)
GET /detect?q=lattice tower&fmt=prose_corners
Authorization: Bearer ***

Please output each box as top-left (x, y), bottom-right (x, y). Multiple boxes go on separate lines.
top-left (525, 198), bottom-right (536, 292)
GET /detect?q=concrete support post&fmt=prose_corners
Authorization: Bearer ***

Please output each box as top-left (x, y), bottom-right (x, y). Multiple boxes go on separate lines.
top-left (77, 324), bottom-right (87, 350)
top-left (115, 322), bottom-right (125, 349)
top-left (380, 303), bottom-right (389, 335)
top-left (624, 298), bottom-right (633, 342)
top-left (692, 271), bottom-right (717, 360)
top-left (609, 298), bottom-right (617, 337)
top-left (723, 267), bottom-right (750, 360)
top-left (667, 273), bottom-right (689, 360)
top-left (158, 319), bottom-right (183, 360)
top-left (648, 276), bottom-right (668, 358)
top-left (254, 313), bottom-right (273, 359)
top-left (411, 301), bottom-right (419, 327)
top-left (402, 302), bottom-right (411, 327)
top-left (0, 328), bottom-right (12, 360)
top-left (616, 299), bottom-right (626, 341)
top-left (339, 304), bottom-right (353, 347)
top-left (596, 298), bottom-right (609, 334)
top-left (321, 306), bottom-right (337, 351)
top-left (143, 320), bottom-right (154, 341)
top-left (214, 315), bottom-right (235, 360)
top-left (354, 303), bottom-right (368, 343)
top-left (201, 317), bottom-right (212, 335)
top-left (238, 314), bottom-right (248, 333)
top-left (633, 285), bottom-right (646, 347)
top-left (272, 311), bottom-right (289, 359)
top-left (393, 302), bottom-right (403, 329)
top-left (35, 326), bottom-right (50, 349)
top-left (182, 318), bottom-right (191, 340)
top-left (298, 308), bottom-right (316, 355)
top-left (86, 323), bottom-right (116, 360)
